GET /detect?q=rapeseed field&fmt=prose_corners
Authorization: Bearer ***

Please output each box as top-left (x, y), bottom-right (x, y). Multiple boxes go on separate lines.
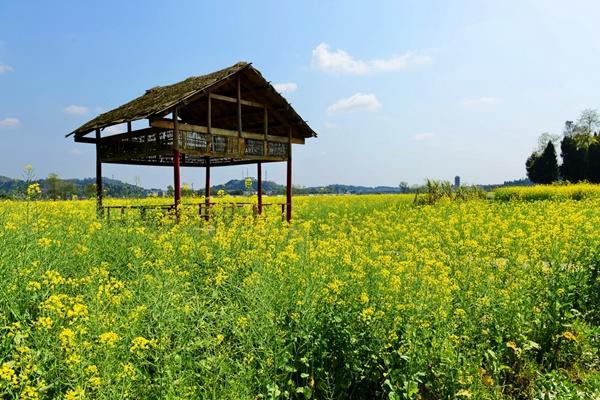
top-left (1, 193), bottom-right (599, 399)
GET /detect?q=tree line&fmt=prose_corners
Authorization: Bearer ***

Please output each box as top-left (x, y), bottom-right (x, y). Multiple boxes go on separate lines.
top-left (0, 170), bottom-right (151, 200)
top-left (526, 109), bottom-right (600, 184)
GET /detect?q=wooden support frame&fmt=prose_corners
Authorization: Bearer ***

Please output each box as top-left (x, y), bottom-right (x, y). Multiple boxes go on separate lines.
top-left (173, 108), bottom-right (181, 207)
top-left (150, 119), bottom-right (304, 144)
top-left (95, 128), bottom-right (103, 217)
top-left (205, 94), bottom-right (211, 221)
top-left (205, 157), bottom-right (210, 221)
top-left (264, 107), bottom-right (268, 156)
top-left (237, 75), bottom-right (243, 155)
top-left (286, 127), bottom-right (292, 222)
top-left (238, 79), bottom-right (298, 138)
top-left (73, 68), bottom-right (314, 224)
top-left (75, 136), bottom-right (98, 144)
top-left (257, 162), bottom-right (262, 215)
top-left (209, 92), bottom-right (264, 108)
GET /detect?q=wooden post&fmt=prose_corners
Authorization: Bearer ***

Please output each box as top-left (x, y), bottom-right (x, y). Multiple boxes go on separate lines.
top-left (237, 75), bottom-right (242, 134)
top-left (205, 92), bottom-right (212, 221)
top-left (95, 128), bottom-right (103, 218)
top-left (173, 108), bottom-right (181, 208)
top-left (263, 107), bottom-right (268, 156)
top-left (257, 162), bottom-right (263, 215)
top-left (237, 74), bottom-right (242, 154)
top-left (286, 127), bottom-right (292, 222)
top-left (205, 157), bottom-right (210, 221)
top-left (207, 90), bottom-right (212, 152)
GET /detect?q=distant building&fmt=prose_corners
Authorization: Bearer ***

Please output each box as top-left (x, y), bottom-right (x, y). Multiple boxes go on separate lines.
top-left (454, 176), bottom-right (461, 188)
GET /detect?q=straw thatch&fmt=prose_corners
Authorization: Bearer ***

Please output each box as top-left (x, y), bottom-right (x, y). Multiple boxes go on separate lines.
top-left (70, 62), bottom-right (316, 139)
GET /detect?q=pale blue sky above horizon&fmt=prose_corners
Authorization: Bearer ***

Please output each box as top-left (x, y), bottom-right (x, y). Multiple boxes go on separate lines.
top-left (1, 0), bottom-right (600, 189)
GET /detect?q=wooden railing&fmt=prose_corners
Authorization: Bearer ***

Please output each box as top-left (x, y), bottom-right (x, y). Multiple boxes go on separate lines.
top-left (102, 201), bottom-right (289, 222)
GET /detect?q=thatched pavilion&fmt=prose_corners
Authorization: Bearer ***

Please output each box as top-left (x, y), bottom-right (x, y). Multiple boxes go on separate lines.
top-left (67, 62), bottom-right (316, 221)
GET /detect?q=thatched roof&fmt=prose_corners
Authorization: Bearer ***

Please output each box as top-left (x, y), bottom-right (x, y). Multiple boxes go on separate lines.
top-left (70, 62), bottom-right (316, 139)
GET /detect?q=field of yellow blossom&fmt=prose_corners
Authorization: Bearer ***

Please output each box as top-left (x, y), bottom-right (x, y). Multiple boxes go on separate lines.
top-left (494, 182), bottom-right (600, 201)
top-left (1, 192), bottom-right (600, 399)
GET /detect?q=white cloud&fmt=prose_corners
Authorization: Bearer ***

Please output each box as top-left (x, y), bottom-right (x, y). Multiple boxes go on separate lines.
top-left (64, 105), bottom-right (89, 115)
top-left (327, 93), bottom-right (382, 114)
top-left (0, 63), bottom-right (13, 74)
top-left (459, 96), bottom-right (499, 108)
top-left (273, 82), bottom-right (298, 93)
top-left (70, 148), bottom-right (82, 156)
top-left (0, 117), bottom-right (19, 127)
top-left (311, 42), bottom-right (431, 74)
top-left (412, 132), bottom-right (435, 141)
top-left (323, 122), bottom-right (337, 129)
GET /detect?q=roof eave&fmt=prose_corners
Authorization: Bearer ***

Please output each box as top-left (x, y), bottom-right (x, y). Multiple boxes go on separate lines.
top-left (68, 62), bottom-right (253, 138)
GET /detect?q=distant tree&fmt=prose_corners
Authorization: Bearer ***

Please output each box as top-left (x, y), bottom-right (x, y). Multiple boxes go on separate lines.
top-left (526, 153), bottom-right (541, 183)
top-left (536, 132), bottom-right (560, 153)
top-left (587, 139), bottom-right (600, 183)
top-left (577, 108), bottom-right (600, 134)
top-left (398, 182), bottom-right (409, 193)
top-left (560, 136), bottom-right (586, 182)
top-left (563, 121), bottom-right (575, 137)
top-left (61, 181), bottom-right (77, 199)
top-left (571, 109), bottom-right (599, 148)
top-left (47, 173), bottom-right (61, 200)
top-left (166, 185), bottom-right (174, 197)
top-left (84, 183), bottom-right (97, 199)
top-left (537, 141), bottom-right (559, 183)
top-left (527, 141), bottom-right (558, 184)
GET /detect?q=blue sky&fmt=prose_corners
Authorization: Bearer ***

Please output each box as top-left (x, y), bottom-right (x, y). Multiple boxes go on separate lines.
top-left (1, 1), bottom-right (600, 188)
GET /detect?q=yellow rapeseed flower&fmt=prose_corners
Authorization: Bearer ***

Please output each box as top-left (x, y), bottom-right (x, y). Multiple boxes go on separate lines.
top-left (98, 332), bottom-right (120, 347)
top-left (34, 316), bottom-right (54, 330)
top-left (67, 303), bottom-right (89, 321)
top-left (129, 336), bottom-right (156, 354)
top-left (120, 362), bottom-right (137, 380)
top-left (0, 362), bottom-right (18, 385)
top-left (215, 334), bottom-right (225, 345)
top-left (64, 386), bottom-right (85, 400)
top-left (59, 328), bottom-right (76, 350)
top-left (26, 183), bottom-right (41, 197)
top-left (20, 385), bottom-right (40, 400)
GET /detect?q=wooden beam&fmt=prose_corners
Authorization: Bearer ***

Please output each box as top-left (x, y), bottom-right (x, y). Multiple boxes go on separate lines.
top-left (151, 119), bottom-right (207, 134)
top-left (264, 107), bottom-right (268, 156)
top-left (74, 136), bottom-right (97, 144)
top-left (237, 75), bottom-right (242, 154)
top-left (100, 127), bottom-right (162, 143)
top-left (257, 162), bottom-right (262, 215)
top-left (286, 127), bottom-right (292, 222)
top-left (205, 94), bottom-right (211, 221)
top-left (150, 118), bottom-right (301, 143)
top-left (95, 129), bottom-right (103, 218)
top-left (207, 108), bottom-right (265, 125)
top-left (173, 108), bottom-right (181, 208)
top-left (205, 157), bottom-right (210, 221)
top-left (239, 80), bottom-right (292, 132)
top-left (209, 92), bottom-right (264, 108)
top-left (104, 158), bottom-right (284, 167)
top-left (207, 90), bottom-right (212, 149)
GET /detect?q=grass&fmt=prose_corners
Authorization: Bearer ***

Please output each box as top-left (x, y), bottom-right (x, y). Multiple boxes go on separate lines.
top-left (0, 194), bottom-right (599, 399)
